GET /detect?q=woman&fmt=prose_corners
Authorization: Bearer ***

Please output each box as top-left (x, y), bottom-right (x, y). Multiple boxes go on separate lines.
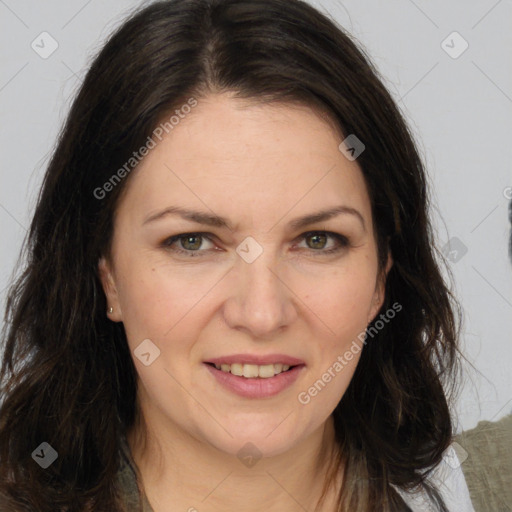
top-left (0, 0), bottom-right (475, 510)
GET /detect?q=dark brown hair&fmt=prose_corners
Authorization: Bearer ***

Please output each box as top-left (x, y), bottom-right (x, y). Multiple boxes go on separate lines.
top-left (0, 0), bottom-right (463, 510)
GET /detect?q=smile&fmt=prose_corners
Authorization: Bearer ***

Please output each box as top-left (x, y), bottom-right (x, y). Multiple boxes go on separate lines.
top-left (208, 362), bottom-right (292, 378)
top-left (204, 362), bottom-right (305, 398)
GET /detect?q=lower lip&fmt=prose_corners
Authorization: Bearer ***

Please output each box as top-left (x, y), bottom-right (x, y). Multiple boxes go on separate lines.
top-left (204, 363), bottom-right (305, 398)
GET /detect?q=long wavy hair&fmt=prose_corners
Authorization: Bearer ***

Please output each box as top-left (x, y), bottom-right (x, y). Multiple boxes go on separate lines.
top-left (0, 0), bottom-right (463, 510)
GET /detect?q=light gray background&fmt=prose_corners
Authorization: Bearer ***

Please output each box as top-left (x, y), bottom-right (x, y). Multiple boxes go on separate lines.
top-left (0, 0), bottom-right (511, 432)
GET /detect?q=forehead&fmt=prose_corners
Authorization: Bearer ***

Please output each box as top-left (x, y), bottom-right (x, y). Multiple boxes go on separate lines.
top-left (116, 93), bottom-right (373, 231)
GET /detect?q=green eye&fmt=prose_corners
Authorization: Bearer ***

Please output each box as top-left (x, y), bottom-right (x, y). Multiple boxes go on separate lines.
top-left (177, 234), bottom-right (204, 251)
top-left (161, 231), bottom-right (349, 258)
top-left (299, 231), bottom-right (349, 254)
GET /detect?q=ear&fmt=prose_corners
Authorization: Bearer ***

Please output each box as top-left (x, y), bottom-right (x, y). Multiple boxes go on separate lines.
top-left (98, 256), bottom-right (123, 322)
top-left (367, 250), bottom-right (393, 324)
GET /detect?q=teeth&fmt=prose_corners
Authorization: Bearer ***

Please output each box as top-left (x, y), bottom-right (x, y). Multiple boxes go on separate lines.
top-left (257, 364), bottom-right (275, 378)
top-left (212, 362), bottom-right (294, 378)
top-left (231, 363), bottom-right (243, 376)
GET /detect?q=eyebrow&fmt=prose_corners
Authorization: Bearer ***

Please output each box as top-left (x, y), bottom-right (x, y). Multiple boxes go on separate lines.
top-left (142, 205), bottom-right (366, 232)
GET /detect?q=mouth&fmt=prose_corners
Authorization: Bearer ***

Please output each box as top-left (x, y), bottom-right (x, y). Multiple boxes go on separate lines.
top-left (203, 354), bottom-right (306, 398)
top-left (204, 361), bottom-right (300, 379)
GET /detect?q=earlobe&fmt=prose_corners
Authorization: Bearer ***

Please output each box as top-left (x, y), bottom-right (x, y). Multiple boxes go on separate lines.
top-left (367, 250), bottom-right (393, 324)
top-left (98, 256), bottom-right (123, 321)
top-left (368, 290), bottom-right (384, 325)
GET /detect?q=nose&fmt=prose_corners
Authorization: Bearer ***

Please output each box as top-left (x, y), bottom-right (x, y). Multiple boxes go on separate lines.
top-left (222, 246), bottom-right (297, 340)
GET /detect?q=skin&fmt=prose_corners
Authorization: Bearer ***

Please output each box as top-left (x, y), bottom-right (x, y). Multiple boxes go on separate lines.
top-left (99, 92), bottom-right (392, 512)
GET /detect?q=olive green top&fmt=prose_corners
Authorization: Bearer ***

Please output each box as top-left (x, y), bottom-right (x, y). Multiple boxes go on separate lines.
top-left (454, 413), bottom-right (512, 511)
top-left (116, 435), bottom-right (154, 512)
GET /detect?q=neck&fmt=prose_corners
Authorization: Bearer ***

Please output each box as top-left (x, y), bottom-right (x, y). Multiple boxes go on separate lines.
top-left (126, 410), bottom-right (342, 512)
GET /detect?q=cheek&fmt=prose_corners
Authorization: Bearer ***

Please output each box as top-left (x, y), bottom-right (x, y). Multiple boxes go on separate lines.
top-left (115, 242), bottom-right (378, 353)
top-left (114, 255), bottom-right (227, 362)
top-left (113, 254), bottom-right (192, 346)
top-left (303, 263), bottom-right (378, 340)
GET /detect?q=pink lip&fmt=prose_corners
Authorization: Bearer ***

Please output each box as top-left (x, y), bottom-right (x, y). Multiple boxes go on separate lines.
top-left (205, 353), bottom-right (305, 366)
top-left (204, 363), bottom-right (305, 399)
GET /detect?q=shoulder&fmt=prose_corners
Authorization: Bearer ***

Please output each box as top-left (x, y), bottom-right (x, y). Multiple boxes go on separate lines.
top-left (394, 443), bottom-right (476, 512)
top-left (454, 414), bottom-right (512, 511)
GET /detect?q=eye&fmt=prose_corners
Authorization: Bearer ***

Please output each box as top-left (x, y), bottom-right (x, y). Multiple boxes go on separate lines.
top-left (295, 231), bottom-right (349, 255)
top-left (161, 232), bottom-right (216, 257)
top-left (161, 230), bottom-right (350, 258)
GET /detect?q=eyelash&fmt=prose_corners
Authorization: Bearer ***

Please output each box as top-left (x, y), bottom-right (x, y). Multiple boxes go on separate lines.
top-left (161, 231), bottom-right (350, 258)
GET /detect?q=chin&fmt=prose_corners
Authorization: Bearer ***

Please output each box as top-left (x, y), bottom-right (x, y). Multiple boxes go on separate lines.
top-left (212, 434), bottom-right (298, 461)
top-left (201, 418), bottom-right (303, 460)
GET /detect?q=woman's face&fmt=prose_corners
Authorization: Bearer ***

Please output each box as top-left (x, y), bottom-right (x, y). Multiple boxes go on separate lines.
top-left (99, 93), bottom-right (390, 458)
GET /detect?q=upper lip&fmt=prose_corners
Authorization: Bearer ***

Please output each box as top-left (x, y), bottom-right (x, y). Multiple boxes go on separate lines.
top-left (205, 354), bottom-right (305, 366)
